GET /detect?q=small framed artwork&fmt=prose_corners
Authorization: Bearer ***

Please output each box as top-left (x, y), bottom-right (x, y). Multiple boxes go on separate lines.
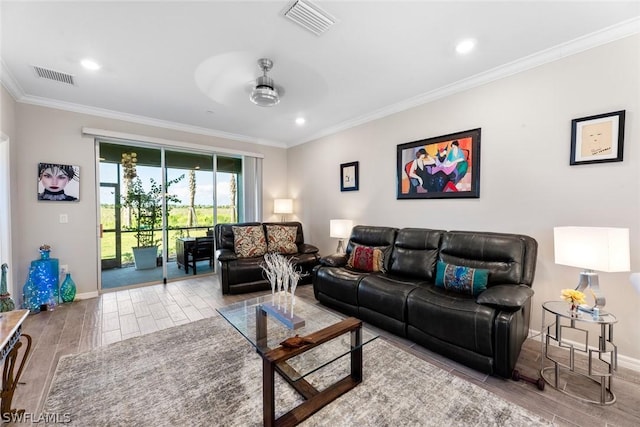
top-left (340, 161), bottom-right (359, 192)
top-left (37, 162), bottom-right (80, 201)
top-left (397, 128), bottom-right (481, 199)
top-left (570, 110), bottom-right (625, 165)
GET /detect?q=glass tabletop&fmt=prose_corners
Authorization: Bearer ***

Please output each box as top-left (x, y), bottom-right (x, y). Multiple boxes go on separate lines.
top-left (542, 301), bottom-right (617, 324)
top-left (217, 294), bottom-right (378, 381)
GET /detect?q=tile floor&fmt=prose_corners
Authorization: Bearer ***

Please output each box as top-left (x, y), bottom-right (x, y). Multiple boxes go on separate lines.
top-left (10, 274), bottom-right (640, 426)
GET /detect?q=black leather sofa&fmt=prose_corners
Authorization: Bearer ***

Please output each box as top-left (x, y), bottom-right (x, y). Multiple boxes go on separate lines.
top-left (312, 225), bottom-right (538, 378)
top-left (214, 221), bottom-right (320, 295)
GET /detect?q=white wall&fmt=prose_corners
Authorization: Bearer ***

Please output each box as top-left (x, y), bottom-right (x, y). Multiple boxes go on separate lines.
top-left (0, 85), bottom-right (17, 299)
top-left (12, 104), bottom-right (289, 298)
top-left (288, 35), bottom-right (640, 363)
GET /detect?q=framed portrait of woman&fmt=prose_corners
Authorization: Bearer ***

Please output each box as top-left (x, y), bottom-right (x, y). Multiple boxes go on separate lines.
top-left (37, 162), bottom-right (80, 202)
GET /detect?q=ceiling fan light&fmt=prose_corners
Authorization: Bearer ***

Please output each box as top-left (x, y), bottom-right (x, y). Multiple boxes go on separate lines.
top-left (250, 86), bottom-right (280, 107)
top-left (250, 57), bottom-right (281, 107)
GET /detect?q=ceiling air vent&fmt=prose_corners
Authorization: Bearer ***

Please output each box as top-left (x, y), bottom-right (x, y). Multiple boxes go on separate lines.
top-left (32, 65), bottom-right (75, 86)
top-left (283, 0), bottom-right (336, 36)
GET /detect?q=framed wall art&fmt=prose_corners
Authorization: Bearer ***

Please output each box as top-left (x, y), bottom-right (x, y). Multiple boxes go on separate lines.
top-left (397, 128), bottom-right (481, 199)
top-left (340, 161), bottom-right (359, 192)
top-left (570, 110), bottom-right (625, 165)
top-left (37, 162), bottom-right (80, 201)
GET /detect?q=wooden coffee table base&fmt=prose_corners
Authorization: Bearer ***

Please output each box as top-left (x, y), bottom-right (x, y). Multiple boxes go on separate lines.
top-left (262, 317), bottom-right (363, 427)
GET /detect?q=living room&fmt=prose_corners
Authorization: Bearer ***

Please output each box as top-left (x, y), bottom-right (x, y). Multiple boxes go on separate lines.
top-left (1, 1), bottom-right (639, 425)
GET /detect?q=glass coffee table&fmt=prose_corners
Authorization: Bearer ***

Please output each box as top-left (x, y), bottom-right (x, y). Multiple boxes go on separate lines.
top-left (217, 294), bottom-right (378, 427)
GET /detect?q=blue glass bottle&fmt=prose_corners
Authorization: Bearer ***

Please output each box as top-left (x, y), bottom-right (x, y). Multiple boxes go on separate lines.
top-left (22, 266), bottom-right (41, 313)
top-left (60, 273), bottom-right (76, 303)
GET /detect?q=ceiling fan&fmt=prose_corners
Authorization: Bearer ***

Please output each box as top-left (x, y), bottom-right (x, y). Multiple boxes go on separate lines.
top-left (250, 58), bottom-right (281, 107)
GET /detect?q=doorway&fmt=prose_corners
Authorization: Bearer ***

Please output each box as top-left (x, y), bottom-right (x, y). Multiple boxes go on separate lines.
top-left (100, 182), bottom-right (121, 270)
top-left (97, 141), bottom-right (242, 290)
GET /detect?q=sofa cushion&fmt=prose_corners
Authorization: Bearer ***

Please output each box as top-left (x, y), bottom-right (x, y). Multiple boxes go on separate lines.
top-left (388, 228), bottom-right (444, 280)
top-left (407, 285), bottom-right (495, 357)
top-left (435, 261), bottom-right (489, 296)
top-left (265, 225), bottom-right (298, 254)
top-left (346, 226), bottom-right (398, 271)
top-left (347, 244), bottom-right (385, 272)
top-left (314, 267), bottom-right (369, 306)
top-left (358, 275), bottom-right (422, 322)
top-left (232, 225), bottom-right (267, 258)
top-left (228, 257), bottom-right (267, 284)
top-left (440, 231), bottom-right (534, 286)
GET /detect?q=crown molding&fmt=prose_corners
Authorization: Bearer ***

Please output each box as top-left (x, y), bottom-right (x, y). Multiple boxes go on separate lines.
top-left (16, 94), bottom-right (288, 148)
top-left (290, 16), bottom-right (640, 147)
top-left (0, 58), bottom-right (25, 100)
top-left (3, 16), bottom-right (639, 150)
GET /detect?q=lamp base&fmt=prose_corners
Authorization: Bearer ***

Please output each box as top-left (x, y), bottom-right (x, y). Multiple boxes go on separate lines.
top-left (575, 270), bottom-right (605, 309)
top-left (336, 239), bottom-right (345, 254)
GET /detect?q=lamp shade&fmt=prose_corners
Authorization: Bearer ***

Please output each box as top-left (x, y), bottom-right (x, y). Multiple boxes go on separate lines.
top-left (330, 219), bottom-right (353, 239)
top-left (554, 226), bottom-right (630, 272)
top-left (273, 199), bottom-right (293, 215)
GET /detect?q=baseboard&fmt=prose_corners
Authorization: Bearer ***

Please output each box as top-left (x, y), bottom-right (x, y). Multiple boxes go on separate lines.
top-left (529, 328), bottom-right (640, 373)
top-left (76, 291), bottom-right (99, 300)
top-left (618, 353), bottom-right (640, 373)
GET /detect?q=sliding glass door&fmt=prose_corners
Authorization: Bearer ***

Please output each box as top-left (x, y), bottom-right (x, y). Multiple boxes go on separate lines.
top-left (97, 141), bottom-right (245, 290)
top-left (99, 143), bottom-right (163, 289)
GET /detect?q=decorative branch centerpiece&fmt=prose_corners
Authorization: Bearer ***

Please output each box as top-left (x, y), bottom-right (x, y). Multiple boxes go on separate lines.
top-left (260, 253), bottom-right (306, 328)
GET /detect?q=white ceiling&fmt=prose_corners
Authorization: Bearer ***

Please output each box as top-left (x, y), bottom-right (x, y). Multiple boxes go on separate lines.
top-left (1, 1), bottom-right (639, 148)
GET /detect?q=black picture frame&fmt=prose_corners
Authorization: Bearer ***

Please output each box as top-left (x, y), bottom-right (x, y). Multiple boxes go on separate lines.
top-left (340, 161), bottom-right (359, 192)
top-left (570, 110), bottom-right (625, 165)
top-left (37, 162), bottom-right (80, 202)
top-left (397, 128), bottom-right (481, 199)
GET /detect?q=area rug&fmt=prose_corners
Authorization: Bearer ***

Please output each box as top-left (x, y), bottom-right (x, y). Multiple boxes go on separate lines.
top-left (43, 315), bottom-right (551, 426)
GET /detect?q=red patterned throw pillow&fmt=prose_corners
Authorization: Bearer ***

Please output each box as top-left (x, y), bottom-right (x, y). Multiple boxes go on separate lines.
top-left (347, 244), bottom-right (385, 272)
top-left (232, 225), bottom-right (267, 258)
top-left (266, 225), bottom-right (298, 254)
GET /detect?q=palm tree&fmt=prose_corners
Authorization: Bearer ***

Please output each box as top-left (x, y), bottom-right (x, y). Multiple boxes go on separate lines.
top-left (187, 170), bottom-right (196, 235)
top-left (230, 174), bottom-right (237, 222)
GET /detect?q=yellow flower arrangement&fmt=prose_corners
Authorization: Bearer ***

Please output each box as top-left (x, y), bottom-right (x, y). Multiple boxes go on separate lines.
top-left (561, 289), bottom-right (586, 306)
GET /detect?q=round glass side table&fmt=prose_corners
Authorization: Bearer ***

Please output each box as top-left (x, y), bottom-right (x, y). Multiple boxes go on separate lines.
top-left (540, 301), bottom-right (617, 405)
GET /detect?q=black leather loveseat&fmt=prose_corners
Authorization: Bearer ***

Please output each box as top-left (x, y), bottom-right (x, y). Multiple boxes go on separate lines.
top-left (312, 225), bottom-right (538, 378)
top-left (215, 221), bottom-right (320, 295)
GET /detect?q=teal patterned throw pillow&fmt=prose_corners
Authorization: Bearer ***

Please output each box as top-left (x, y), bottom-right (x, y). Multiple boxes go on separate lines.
top-left (435, 261), bottom-right (489, 296)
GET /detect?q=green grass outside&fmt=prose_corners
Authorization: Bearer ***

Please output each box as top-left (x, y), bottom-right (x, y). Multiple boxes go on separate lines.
top-left (100, 205), bottom-right (235, 262)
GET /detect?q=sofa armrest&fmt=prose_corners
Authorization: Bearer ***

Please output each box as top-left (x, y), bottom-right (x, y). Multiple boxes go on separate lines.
top-left (477, 285), bottom-right (534, 311)
top-left (319, 253), bottom-right (348, 267)
top-left (216, 248), bottom-right (238, 262)
top-left (298, 243), bottom-right (319, 254)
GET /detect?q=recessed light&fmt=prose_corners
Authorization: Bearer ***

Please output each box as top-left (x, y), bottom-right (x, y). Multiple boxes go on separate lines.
top-left (295, 117), bottom-right (306, 125)
top-left (455, 39), bottom-right (476, 55)
top-left (81, 58), bottom-right (101, 70)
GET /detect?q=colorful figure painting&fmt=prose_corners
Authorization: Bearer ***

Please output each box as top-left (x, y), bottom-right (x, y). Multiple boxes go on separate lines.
top-left (397, 129), bottom-right (480, 199)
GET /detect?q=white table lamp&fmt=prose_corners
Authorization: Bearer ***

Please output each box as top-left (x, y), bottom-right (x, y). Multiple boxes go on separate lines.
top-left (274, 199), bottom-right (293, 222)
top-left (554, 226), bottom-right (630, 309)
top-left (330, 219), bottom-right (353, 254)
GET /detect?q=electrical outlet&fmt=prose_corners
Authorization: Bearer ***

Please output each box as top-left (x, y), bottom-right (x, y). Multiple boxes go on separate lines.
top-left (60, 264), bottom-right (68, 275)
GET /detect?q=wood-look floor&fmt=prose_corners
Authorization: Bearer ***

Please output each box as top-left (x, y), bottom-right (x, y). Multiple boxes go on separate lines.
top-left (9, 275), bottom-right (640, 426)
